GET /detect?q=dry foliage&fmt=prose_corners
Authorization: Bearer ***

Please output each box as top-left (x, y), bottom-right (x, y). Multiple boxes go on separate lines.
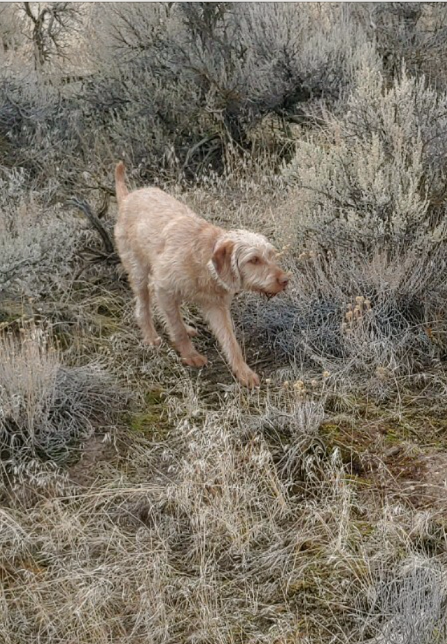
top-left (1, 4), bottom-right (447, 644)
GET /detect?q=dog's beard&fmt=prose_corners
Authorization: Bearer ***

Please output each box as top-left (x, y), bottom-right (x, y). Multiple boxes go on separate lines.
top-left (250, 284), bottom-right (279, 299)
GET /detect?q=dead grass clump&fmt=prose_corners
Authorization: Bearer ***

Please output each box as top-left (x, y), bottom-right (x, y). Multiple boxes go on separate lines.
top-left (0, 324), bottom-right (123, 484)
top-left (359, 555), bottom-right (447, 643)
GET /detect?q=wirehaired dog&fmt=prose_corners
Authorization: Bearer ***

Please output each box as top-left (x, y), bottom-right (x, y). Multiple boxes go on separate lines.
top-left (114, 162), bottom-right (289, 387)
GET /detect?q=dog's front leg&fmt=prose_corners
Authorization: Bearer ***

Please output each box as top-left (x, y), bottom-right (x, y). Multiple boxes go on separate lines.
top-left (203, 304), bottom-right (260, 388)
top-left (156, 288), bottom-right (207, 368)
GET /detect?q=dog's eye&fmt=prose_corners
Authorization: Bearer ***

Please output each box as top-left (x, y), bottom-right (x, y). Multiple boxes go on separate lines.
top-left (250, 256), bottom-right (260, 265)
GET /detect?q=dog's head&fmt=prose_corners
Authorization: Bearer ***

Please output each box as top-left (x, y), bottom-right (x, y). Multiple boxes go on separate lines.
top-left (211, 230), bottom-right (289, 297)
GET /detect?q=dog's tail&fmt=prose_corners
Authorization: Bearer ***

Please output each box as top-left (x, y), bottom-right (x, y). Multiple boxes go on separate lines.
top-left (115, 161), bottom-right (129, 208)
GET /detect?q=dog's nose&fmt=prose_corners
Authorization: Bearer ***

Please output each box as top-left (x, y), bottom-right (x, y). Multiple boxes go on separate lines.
top-left (277, 274), bottom-right (289, 288)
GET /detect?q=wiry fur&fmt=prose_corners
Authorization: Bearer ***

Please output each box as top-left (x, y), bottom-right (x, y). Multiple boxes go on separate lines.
top-left (114, 162), bottom-right (289, 387)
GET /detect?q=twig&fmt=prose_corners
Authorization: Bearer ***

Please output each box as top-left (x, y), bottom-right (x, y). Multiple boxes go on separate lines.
top-left (67, 197), bottom-right (116, 256)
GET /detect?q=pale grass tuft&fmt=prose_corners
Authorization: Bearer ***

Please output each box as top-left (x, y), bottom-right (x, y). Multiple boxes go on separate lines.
top-left (0, 323), bottom-right (123, 484)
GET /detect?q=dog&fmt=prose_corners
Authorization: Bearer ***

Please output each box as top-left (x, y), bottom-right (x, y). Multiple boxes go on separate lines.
top-left (114, 162), bottom-right (289, 387)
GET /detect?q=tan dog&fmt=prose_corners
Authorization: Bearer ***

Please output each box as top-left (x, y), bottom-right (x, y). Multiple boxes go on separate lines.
top-left (114, 162), bottom-right (289, 387)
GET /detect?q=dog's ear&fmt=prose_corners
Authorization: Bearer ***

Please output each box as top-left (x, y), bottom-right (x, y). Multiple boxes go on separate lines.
top-left (212, 239), bottom-right (238, 288)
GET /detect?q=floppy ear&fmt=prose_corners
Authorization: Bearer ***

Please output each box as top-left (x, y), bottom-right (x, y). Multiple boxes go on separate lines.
top-left (212, 239), bottom-right (238, 288)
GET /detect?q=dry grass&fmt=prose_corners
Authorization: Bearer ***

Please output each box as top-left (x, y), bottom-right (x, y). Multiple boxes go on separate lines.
top-left (2, 5), bottom-right (447, 643)
top-left (2, 350), bottom-right (446, 643)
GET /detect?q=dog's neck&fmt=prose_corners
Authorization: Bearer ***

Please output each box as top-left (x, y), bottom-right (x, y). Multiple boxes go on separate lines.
top-left (207, 259), bottom-right (235, 294)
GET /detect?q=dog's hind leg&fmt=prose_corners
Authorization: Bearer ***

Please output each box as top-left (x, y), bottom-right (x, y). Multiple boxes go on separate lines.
top-left (129, 269), bottom-right (161, 347)
top-left (185, 325), bottom-right (199, 337)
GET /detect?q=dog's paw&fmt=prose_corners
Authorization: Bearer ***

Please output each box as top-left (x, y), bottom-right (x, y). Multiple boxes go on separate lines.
top-left (182, 351), bottom-right (208, 368)
top-left (186, 325), bottom-right (199, 338)
top-left (235, 366), bottom-right (260, 389)
top-left (143, 335), bottom-right (162, 348)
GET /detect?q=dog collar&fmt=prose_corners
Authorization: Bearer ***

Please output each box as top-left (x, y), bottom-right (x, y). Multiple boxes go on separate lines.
top-left (207, 259), bottom-right (234, 293)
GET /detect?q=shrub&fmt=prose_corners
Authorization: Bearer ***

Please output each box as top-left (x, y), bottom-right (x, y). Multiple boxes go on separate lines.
top-left (86, 3), bottom-right (376, 177)
top-left (0, 169), bottom-right (82, 295)
top-left (350, 3), bottom-right (447, 91)
top-left (0, 3), bottom-right (379, 191)
top-left (285, 60), bottom-right (447, 252)
top-left (248, 59), bottom-right (447, 384)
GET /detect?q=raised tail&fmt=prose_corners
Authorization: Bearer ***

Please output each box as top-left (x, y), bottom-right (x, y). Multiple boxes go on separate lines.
top-left (115, 161), bottom-right (129, 207)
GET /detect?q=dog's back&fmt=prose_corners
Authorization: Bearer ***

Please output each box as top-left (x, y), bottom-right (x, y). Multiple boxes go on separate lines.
top-left (115, 162), bottom-right (200, 228)
top-left (114, 163), bottom-right (211, 275)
